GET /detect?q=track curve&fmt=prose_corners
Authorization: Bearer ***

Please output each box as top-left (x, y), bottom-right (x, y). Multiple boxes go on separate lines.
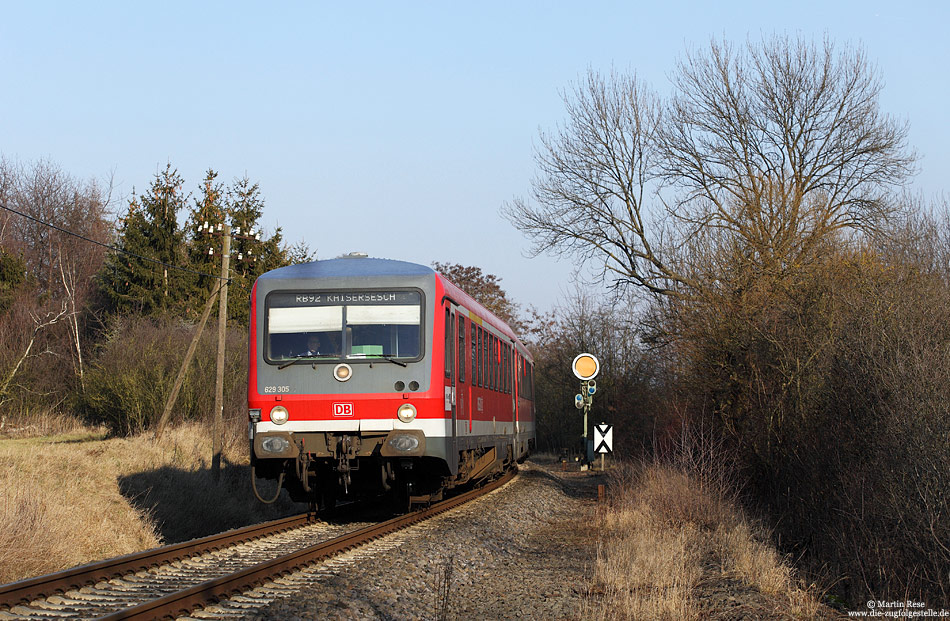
top-left (0, 470), bottom-right (515, 620)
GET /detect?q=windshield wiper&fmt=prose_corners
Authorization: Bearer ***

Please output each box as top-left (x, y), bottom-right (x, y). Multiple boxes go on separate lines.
top-left (346, 353), bottom-right (409, 367)
top-left (377, 354), bottom-right (408, 367)
top-left (277, 354), bottom-right (337, 370)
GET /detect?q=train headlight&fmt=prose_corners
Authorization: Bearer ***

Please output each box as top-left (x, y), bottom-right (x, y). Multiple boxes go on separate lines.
top-left (380, 430), bottom-right (425, 457)
top-left (334, 363), bottom-right (353, 382)
top-left (254, 432), bottom-right (298, 458)
top-left (261, 436), bottom-right (290, 454)
top-left (387, 434), bottom-right (420, 452)
top-left (270, 405), bottom-right (289, 425)
top-left (396, 403), bottom-right (417, 423)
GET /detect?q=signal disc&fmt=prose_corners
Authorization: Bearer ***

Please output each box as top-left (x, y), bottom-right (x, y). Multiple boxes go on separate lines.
top-left (571, 353), bottom-right (600, 380)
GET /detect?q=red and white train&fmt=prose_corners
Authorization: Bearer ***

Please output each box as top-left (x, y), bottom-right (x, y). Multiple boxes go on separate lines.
top-left (247, 256), bottom-right (535, 507)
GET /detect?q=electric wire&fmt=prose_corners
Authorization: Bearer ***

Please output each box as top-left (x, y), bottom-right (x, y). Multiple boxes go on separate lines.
top-left (0, 202), bottom-right (228, 281)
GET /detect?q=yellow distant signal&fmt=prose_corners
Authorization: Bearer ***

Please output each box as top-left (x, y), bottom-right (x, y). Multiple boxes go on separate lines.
top-left (571, 353), bottom-right (599, 380)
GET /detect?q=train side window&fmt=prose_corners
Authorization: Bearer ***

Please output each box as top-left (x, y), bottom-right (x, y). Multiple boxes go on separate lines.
top-left (498, 340), bottom-right (503, 393)
top-left (522, 356), bottom-right (527, 398)
top-left (520, 355), bottom-right (526, 398)
top-left (489, 335), bottom-right (495, 391)
top-left (502, 343), bottom-right (506, 393)
top-left (495, 339), bottom-right (505, 392)
top-left (500, 343), bottom-right (504, 394)
top-left (528, 362), bottom-right (534, 401)
top-left (502, 345), bottom-right (507, 394)
top-left (481, 327), bottom-right (487, 388)
top-left (530, 362), bottom-right (534, 400)
top-left (476, 329), bottom-right (481, 389)
top-left (516, 355), bottom-right (521, 398)
top-left (486, 330), bottom-right (490, 389)
top-left (505, 345), bottom-right (510, 394)
top-left (488, 335), bottom-right (493, 391)
top-left (458, 315), bottom-right (466, 383)
top-left (471, 323), bottom-right (478, 387)
top-left (476, 326), bottom-right (482, 387)
top-left (515, 352), bottom-right (521, 397)
top-left (483, 330), bottom-right (489, 391)
top-left (444, 308), bottom-right (453, 380)
top-left (489, 336), bottom-right (494, 391)
top-left (492, 338), bottom-right (497, 391)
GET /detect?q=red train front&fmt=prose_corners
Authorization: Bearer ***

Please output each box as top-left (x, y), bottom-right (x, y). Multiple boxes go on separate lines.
top-left (247, 256), bottom-right (535, 508)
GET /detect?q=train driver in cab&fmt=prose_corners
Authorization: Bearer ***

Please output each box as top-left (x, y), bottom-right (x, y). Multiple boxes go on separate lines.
top-left (300, 332), bottom-right (340, 357)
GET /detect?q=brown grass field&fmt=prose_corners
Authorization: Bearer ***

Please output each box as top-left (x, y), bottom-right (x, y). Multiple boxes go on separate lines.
top-left (0, 421), bottom-right (296, 584)
top-left (583, 462), bottom-right (834, 620)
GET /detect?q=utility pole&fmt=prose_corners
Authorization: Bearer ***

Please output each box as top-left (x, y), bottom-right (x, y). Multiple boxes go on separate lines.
top-left (198, 219), bottom-right (260, 481)
top-left (212, 224), bottom-right (230, 480)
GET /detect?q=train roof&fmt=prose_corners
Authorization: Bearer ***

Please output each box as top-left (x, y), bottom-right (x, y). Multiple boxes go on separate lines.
top-left (257, 256), bottom-right (434, 281)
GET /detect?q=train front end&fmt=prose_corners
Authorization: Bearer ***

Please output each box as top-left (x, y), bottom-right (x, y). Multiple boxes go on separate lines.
top-left (247, 257), bottom-right (446, 506)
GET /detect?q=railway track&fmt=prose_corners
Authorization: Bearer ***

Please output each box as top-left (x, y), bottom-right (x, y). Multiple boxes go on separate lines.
top-left (0, 470), bottom-right (515, 620)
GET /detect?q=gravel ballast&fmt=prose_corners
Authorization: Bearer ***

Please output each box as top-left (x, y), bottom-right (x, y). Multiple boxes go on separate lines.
top-left (244, 461), bottom-right (600, 620)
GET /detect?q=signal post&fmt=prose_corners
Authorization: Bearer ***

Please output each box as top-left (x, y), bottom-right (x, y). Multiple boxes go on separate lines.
top-left (572, 353), bottom-right (600, 464)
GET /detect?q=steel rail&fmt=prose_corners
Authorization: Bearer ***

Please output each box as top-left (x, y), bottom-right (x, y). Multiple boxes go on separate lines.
top-left (100, 471), bottom-right (515, 621)
top-left (0, 512), bottom-right (314, 608)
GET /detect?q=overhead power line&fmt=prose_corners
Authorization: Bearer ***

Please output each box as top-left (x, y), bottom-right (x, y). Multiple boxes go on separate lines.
top-left (0, 202), bottom-right (227, 281)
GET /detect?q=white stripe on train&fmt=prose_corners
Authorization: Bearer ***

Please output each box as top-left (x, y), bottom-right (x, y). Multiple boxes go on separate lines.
top-left (255, 418), bottom-right (535, 438)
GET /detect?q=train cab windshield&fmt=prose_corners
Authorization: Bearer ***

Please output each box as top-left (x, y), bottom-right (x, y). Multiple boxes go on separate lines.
top-left (265, 290), bottom-right (423, 365)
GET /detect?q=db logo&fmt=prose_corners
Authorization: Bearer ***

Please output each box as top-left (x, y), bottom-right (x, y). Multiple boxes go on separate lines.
top-left (332, 403), bottom-right (354, 417)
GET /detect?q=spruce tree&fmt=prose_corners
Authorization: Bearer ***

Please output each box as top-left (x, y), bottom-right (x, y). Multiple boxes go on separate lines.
top-left (185, 169), bottom-right (226, 318)
top-left (226, 176), bottom-right (299, 323)
top-left (100, 164), bottom-right (190, 316)
top-left (224, 176), bottom-right (317, 323)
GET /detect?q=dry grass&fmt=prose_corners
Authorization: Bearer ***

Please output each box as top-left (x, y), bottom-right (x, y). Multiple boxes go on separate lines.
top-left (0, 430), bottom-right (159, 583)
top-left (583, 463), bottom-right (827, 620)
top-left (0, 420), bottom-right (300, 584)
top-left (0, 407), bottom-right (94, 440)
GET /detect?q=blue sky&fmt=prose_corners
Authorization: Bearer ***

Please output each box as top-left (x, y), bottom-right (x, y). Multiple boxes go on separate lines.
top-left (2, 1), bottom-right (947, 313)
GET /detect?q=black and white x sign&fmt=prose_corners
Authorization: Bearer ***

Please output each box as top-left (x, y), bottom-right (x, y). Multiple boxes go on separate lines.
top-left (594, 423), bottom-right (613, 454)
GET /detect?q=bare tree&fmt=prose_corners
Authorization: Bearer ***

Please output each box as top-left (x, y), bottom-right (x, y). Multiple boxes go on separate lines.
top-left (432, 262), bottom-right (522, 330)
top-left (0, 158), bottom-right (111, 411)
top-left (0, 158), bottom-right (12, 240)
top-left (0, 302), bottom-right (70, 409)
top-left (503, 70), bottom-right (679, 296)
top-left (504, 36), bottom-right (916, 299)
top-left (662, 36), bottom-right (915, 273)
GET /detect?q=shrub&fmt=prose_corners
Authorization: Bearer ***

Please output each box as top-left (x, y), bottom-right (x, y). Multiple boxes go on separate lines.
top-left (79, 316), bottom-right (247, 436)
top-left (666, 244), bottom-right (950, 604)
